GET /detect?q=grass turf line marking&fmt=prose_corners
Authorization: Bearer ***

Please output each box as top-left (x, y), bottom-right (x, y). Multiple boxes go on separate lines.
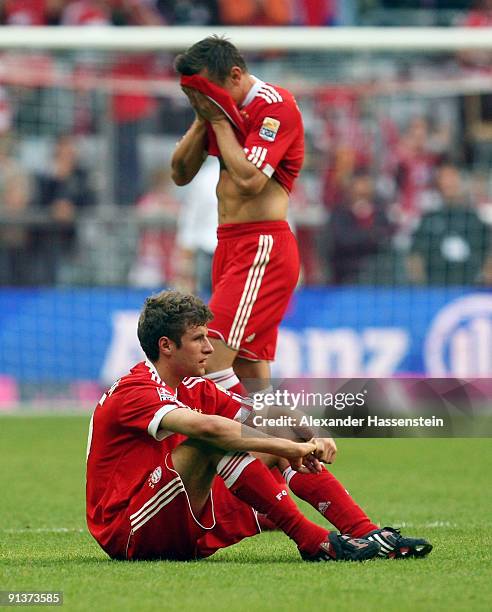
top-left (2, 528), bottom-right (85, 533)
top-left (1, 521), bottom-right (467, 534)
top-left (392, 521), bottom-right (459, 528)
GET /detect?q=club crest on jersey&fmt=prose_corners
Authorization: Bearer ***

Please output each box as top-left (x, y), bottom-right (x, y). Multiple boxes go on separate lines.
top-left (148, 466), bottom-right (162, 488)
top-left (259, 117), bottom-right (280, 142)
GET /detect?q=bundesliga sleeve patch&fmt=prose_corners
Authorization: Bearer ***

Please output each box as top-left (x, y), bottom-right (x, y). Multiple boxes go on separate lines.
top-left (259, 117), bottom-right (280, 142)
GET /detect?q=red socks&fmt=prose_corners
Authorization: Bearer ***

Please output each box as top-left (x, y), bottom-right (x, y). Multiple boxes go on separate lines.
top-left (208, 370), bottom-right (377, 541)
top-left (217, 453), bottom-right (329, 555)
top-left (282, 466), bottom-right (378, 538)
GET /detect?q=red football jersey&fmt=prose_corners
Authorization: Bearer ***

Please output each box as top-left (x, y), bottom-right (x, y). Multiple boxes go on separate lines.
top-left (241, 77), bottom-right (304, 194)
top-left (86, 360), bottom-right (251, 547)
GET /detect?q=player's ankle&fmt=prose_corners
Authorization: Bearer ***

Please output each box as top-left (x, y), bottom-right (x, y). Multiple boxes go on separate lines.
top-left (347, 520), bottom-right (379, 539)
top-left (298, 529), bottom-right (333, 557)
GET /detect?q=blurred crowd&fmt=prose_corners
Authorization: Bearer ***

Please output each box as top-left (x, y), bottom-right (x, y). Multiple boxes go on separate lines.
top-left (1, 1), bottom-right (492, 289)
top-left (1, 95), bottom-right (491, 289)
top-left (294, 111), bottom-right (492, 286)
top-left (2, 1), bottom-right (491, 27)
top-left (0, 0), bottom-right (339, 27)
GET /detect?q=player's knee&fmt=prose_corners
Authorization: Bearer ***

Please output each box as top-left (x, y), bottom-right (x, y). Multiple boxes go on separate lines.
top-left (182, 417), bottom-right (230, 456)
top-left (205, 339), bottom-right (237, 372)
top-left (233, 358), bottom-right (270, 385)
top-left (173, 437), bottom-right (224, 469)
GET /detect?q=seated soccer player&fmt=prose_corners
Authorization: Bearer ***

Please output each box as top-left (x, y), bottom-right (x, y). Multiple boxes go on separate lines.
top-left (86, 291), bottom-right (432, 562)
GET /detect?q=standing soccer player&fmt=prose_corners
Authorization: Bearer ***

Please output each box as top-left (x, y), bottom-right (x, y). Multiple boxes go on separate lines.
top-left (171, 36), bottom-right (303, 396)
top-left (169, 42), bottom-right (434, 563)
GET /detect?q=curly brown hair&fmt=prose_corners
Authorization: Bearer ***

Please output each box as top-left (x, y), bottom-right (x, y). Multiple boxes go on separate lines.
top-left (137, 291), bottom-right (213, 361)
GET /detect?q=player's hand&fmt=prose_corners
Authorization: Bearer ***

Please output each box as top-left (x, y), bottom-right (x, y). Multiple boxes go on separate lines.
top-left (181, 87), bottom-right (226, 124)
top-left (286, 439), bottom-right (326, 473)
top-left (181, 86), bottom-right (204, 121)
top-left (312, 437), bottom-right (337, 464)
top-left (291, 438), bottom-right (337, 474)
top-left (282, 439), bottom-right (316, 472)
top-left (300, 451), bottom-right (323, 474)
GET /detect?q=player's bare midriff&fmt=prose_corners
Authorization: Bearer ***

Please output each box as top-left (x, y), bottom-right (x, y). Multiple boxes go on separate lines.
top-left (217, 168), bottom-right (289, 225)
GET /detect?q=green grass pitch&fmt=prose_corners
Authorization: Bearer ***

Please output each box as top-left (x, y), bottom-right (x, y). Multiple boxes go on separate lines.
top-left (1, 415), bottom-right (491, 611)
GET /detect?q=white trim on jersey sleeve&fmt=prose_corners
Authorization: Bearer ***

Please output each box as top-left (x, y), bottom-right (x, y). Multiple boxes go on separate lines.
top-left (148, 404), bottom-right (182, 441)
top-left (244, 146), bottom-right (273, 177)
top-left (234, 406), bottom-right (252, 423)
top-left (233, 395), bottom-right (254, 424)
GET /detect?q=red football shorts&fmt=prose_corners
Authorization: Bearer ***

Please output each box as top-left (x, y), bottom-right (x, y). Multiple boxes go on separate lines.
top-left (108, 453), bottom-right (259, 561)
top-left (208, 221), bottom-right (300, 361)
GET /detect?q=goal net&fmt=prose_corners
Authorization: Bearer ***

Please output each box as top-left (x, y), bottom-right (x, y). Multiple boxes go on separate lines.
top-left (0, 27), bottom-right (491, 408)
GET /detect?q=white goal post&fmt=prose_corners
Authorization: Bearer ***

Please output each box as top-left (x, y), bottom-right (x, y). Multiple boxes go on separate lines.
top-left (1, 26), bottom-right (492, 52)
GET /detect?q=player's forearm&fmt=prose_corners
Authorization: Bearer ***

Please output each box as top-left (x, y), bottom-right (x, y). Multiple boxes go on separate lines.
top-left (200, 414), bottom-right (304, 457)
top-left (211, 120), bottom-right (267, 196)
top-left (171, 118), bottom-right (207, 186)
top-left (162, 409), bottom-right (305, 458)
top-left (273, 405), bottom-right (315, 441)
top-left (245, 404), bottom-right (314, 442)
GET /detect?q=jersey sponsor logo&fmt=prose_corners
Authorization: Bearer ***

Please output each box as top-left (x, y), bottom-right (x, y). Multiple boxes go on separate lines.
top-left (259, 117), bottom-right (280, 142)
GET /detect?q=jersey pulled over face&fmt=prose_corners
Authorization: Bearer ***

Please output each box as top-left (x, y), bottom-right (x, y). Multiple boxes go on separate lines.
top-left (86, 361), bottom-right (252, 549)
top-left (240, 77), bottom-right (304, 194)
